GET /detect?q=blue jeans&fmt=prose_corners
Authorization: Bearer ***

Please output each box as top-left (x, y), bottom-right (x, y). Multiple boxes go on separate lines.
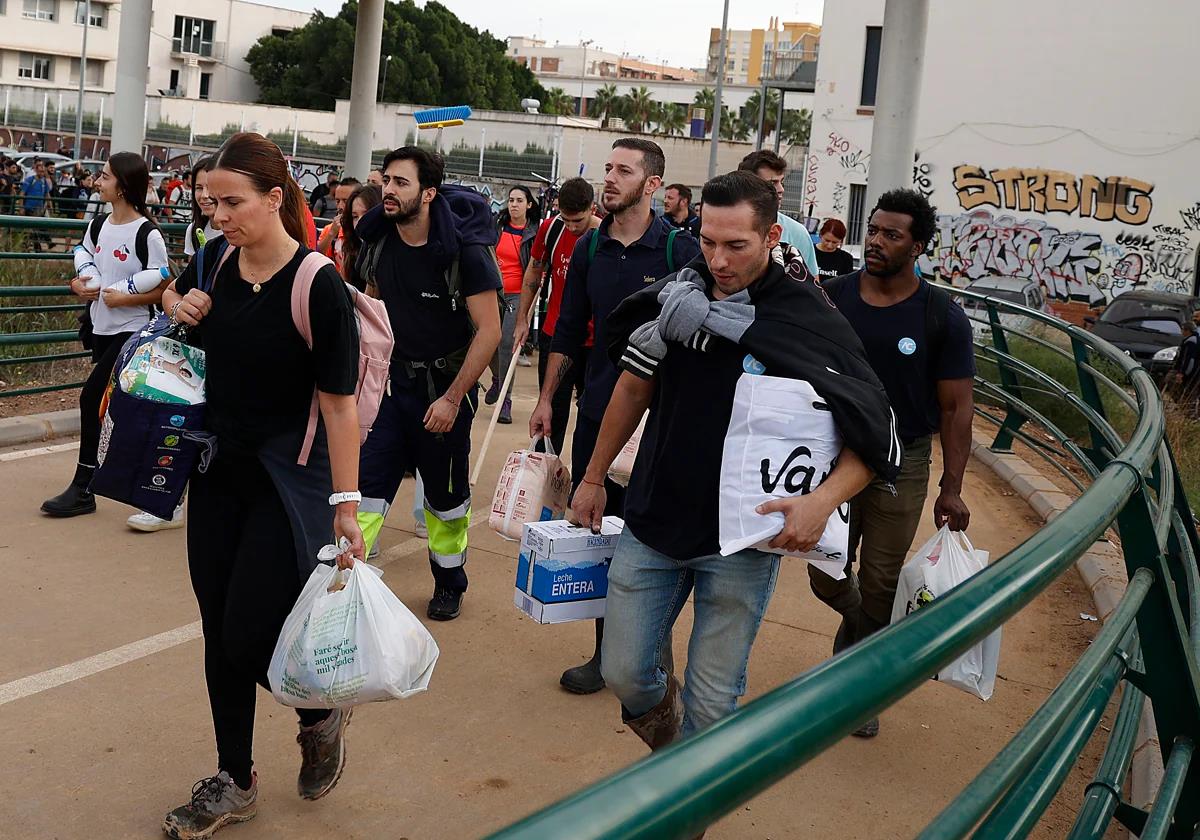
top-left (601, 527), bottom-right (780, 737)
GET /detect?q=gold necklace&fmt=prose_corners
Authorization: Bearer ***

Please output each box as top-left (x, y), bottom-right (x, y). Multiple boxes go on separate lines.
top-left (252, 282), bottom-right (262, 293)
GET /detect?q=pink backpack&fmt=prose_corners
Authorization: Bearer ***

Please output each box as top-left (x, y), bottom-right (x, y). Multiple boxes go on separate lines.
top-left (213, 246), bottom-right (394, 465)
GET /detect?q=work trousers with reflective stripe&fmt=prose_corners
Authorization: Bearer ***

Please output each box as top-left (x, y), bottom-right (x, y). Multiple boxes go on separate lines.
top-left (358, 363), bottom-right (476, 593)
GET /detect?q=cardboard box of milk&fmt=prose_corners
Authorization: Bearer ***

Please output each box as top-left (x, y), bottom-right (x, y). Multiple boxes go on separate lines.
top-left (514, 517), bottom-right (624, 624)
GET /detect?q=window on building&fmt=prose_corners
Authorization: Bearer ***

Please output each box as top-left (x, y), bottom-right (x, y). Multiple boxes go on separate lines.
top-left (18, 52), bottom-right (53, 80)
top-left (541, 57), bottom-right (560, 72)
top-left (271, 27), bottom-right (291, 38)
top-left (199, 72), bottom-right (212, 100)
top-left (73, 1), bottom-right (103, 26)
top-left (0, 0), bottom-right (7, 14)
top-left (847, 183), bottom-right (868, 245)
top-left (22, 0), bottom-right (55, 21)
top-left (173, 16), bottom-right (216, 57)
top-left (69, 57), bottom-right (103, 85)
top-left (860, 26), bottom-right (882, 107)
top-left (169, 69), bottom-right (180, 93)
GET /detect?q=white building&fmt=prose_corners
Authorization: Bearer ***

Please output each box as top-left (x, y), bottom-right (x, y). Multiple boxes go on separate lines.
top-left (806, 0), bottom-right (1200, 309)
top-left (0, 0), bottom-right (309, 102)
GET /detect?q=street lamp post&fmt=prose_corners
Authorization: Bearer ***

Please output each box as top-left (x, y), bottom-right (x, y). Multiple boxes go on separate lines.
top-left (379, 54), bottom-right (392, 102)
top-left (708, 0), bottom-right (731, 178)
top-left (74, 0), bottom-right (91, 157)
top-left (579, 40), bottom-right (593, 117)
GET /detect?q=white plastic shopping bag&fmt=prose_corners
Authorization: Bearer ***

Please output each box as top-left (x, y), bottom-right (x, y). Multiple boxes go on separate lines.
top-left (891, 526), bottom-right (1000, 700)
top-left (607, 411), bottom-right (648, 488)
top-left (489, 437), bottom-right (572, 541)
top-left (269, 542), bottom-right (440, 709)
top-left (718, 373), bottom-right (849, 580)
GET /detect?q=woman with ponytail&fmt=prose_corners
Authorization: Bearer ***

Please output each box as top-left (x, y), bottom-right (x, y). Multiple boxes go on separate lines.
top-left (41, 152), bottom-right (169, 518)
top-left (183, 157), bottom-right (221, 257)
top-left (159, 132), bottom-right (363, 838)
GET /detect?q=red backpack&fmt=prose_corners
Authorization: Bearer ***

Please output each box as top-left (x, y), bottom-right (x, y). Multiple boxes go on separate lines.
top-left (213, 246), bottom-right (393, 464)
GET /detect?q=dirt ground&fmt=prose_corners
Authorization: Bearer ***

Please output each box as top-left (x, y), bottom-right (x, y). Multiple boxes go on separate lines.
top-left (0, 366), bottom-right (1117, 839)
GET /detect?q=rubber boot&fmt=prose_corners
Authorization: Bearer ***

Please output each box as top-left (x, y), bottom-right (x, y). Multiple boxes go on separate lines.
top-left (40, 463), bottom-right (97, 517)
top-left (560, 618), bottom-right (605, 694)
top-left (623, 673), bottom-right (682, 751)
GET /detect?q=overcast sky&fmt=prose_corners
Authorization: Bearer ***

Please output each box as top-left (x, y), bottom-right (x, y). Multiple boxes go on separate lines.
top-left (263, 0), bottom-right (826, 69)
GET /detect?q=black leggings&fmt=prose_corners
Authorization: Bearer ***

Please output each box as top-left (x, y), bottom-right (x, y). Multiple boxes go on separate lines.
top-left (187, 451), bottom-right (328, 789)
top-left (536, 331), bottom-right (589, 456)
top-left (78, 331), bottom-right (133, 467)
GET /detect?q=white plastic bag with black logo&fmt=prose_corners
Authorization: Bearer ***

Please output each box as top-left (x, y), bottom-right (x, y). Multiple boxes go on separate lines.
top-left (718, 374), bottom-right (849, 580)
top-left (269, 542), bottom-right (440, 709)
top-left (891, 526), bottom-right (999, 700)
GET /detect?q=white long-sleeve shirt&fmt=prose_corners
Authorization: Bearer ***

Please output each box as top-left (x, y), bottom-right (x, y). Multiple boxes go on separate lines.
top-left (73, 216), bottom-right (170, 335)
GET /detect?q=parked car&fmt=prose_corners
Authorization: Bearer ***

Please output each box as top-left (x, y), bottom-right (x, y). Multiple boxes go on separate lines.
top-left (1086, 290), bottom-right (1200, 377)
top-left (65, 159), bottom-right (107, 175)
top-left (10, 152), bottom-right (72, 168)
top-left (960, 277), bottom-right (1048, 340)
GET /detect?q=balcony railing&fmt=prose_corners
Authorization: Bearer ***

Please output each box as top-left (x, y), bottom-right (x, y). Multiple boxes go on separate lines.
top-left (170, 39), bottom-right (226, 62)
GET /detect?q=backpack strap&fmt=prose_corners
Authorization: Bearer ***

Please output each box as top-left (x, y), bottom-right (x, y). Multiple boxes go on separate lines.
top-left (87, 213), bottom-right (108, 252)
top-left (444, 255), bottom-right (463, 313)
top-left (357, 236), bottom-right (385, 293)
top-left (134, 218), bottom-right (153, 271)
top-left (200, 238), bottom-right (233, 294)
top-left (543, 217), bottom-right (565, 283)
top-left (666, 227), bottom-right (679, 274)
top-left (924, 280), bottom-right (953, 375)
top-left (586, 228), bottom-right (600, 264)
top-left (289, 251), bottom-right (338, 466)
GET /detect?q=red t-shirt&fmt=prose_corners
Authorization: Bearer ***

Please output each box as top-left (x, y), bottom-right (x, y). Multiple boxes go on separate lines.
top-left (496, 224), bottom-right (527, 294)
top-left (531, 216), bottom-right (593, 344)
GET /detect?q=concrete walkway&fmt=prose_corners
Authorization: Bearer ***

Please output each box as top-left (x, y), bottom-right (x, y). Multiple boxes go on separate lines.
top-left (0, 366), bottom-right (1110, 839)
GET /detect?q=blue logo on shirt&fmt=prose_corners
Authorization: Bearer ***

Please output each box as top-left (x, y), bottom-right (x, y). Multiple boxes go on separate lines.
top-left (169, 415), bottom-right (185, 427)
top-left (898, 337), bottom-right (918, 356)
top-left (743, 354), bottom-right (766, 375)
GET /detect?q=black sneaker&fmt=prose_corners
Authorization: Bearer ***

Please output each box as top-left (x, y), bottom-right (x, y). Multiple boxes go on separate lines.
top-left (852, 717), bottom-right (880, 738)
top-left (162, 771), bottom-right (257, 839)
top-left (297, 708), bottom-right (352, 800)
top-left (428, 586), bottom-right (462, 621)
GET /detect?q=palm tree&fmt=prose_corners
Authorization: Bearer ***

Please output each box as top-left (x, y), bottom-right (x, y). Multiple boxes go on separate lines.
top-left (741, 89), bottom-right (782, 138)
top-left (655, 103), bottom-right (687, 137)
top-left (621, 86), bottom-right (656, 133)
top-left (591, 83), bottom-right (620, 124)
top-left (719, 108), bottom-right (751, 142)
top-left (692, 88), bottom-right (715, 134)
top-left (542, 87), bottom-right (576, 117)
top-left (780, 108), bottom-right (812, 147)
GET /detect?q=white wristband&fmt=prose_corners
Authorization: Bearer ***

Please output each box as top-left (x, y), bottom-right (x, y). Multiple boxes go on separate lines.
top-left (329, 491), bottom-right (362, 506)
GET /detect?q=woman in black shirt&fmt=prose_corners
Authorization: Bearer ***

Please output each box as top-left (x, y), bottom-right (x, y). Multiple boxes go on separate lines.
top-left (159, 133), bottom-right (363, 839)
top-left (814, 217), bottom-right (856, 281)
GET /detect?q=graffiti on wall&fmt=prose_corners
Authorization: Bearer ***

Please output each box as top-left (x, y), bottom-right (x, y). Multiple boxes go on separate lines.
top-left (290, 161), bottom-right (341, 195)
top-left (952, 165), bottom-right (1155, 225)
top-left (919, 208), bottom-right (1198, 303)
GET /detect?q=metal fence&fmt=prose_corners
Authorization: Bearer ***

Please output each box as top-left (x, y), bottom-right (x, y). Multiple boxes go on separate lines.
top-left (486, 287), bottom-right (1200, 839)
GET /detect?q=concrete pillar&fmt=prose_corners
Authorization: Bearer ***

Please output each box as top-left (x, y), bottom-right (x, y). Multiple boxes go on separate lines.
top-left (707, 0), bottom-right (731, 179)
top-left (862, 0), bottom-right (930, 229)
top-left (110, 0), bottom-right (152, 153)
top-left (344, 0), bottom-right (385, 178)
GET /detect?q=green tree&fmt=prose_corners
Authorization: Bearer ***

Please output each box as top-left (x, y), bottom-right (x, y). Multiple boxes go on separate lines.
top-left (246, 1), bottom-right (546, 112)
top-left (740, 89), bottom-right (781, 138)
top-left (692, 88), bottom-right (715, 133)
top-left (780, 108), bottom-right (812, 147)
top-left (655, 103), bottom-right (687, 137)
top-left (620, 86), bottom-right (655, 133)
top-left (591, 83), bottom-right (620, 123)
top-left (719, 108), bottom-right (751, 141)
top-left (542, 87), bottom-right (576, 116)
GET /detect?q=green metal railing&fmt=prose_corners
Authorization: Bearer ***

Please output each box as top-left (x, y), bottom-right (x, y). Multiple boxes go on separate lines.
top-left (488, 288), bottom-right (1200, 839)
top-left (0, 213), bottom-right (189, 397)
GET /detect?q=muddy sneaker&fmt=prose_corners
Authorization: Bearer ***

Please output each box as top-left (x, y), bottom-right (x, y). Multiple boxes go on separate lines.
top-left (162, 771), bottom-right (257, 839)
top-left (128, 504), bottom-right (185, 532)
top-left (297, 708), bottom-right (352, 800)
top-left (427, 586), bottom-right (462, 621)
top-left (852, 717), bottom-right (880, 738)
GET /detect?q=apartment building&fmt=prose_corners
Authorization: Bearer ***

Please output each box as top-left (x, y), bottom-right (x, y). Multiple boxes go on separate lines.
top-left (706, 21), bottom-right (820, 86)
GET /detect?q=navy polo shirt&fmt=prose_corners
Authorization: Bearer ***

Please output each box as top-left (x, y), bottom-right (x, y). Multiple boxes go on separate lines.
top-left (552, 212), bottom-right (701, 422)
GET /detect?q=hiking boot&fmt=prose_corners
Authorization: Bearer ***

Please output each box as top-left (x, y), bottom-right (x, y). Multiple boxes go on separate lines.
top-left (162, 771), bottom-right (257, 839)
top-left (297, 708), bottom-right (352, 800)
top-left (484, 379), bottom-right (501, 405)
top-left (498, 397), bottom-right (513, 425)
top-left (41, 464), bottom-right (96, 518)
top-left (852, 717), bottom-right (880, 738)
top-left (414, 518), bottom-right (428, 538)
top-left (428, 586), bottom-right (462, 621)
top-left (127, 504), bottom-right (185, 532)
top-left (561, 618), bottom-right (605, 694)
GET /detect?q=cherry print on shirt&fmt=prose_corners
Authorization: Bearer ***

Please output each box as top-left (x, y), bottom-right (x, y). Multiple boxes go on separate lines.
top-left (113, 245), bottom-right (130, 262)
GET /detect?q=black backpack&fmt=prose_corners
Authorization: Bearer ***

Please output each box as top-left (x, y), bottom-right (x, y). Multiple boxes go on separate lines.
top-left (87, 213), bottom-right (155, 271)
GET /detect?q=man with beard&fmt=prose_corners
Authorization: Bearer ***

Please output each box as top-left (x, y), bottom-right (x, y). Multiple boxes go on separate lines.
top-left (530, 138), bottom-right (701, 694)
top-left (813, 188), bottom-right (975, 738)
top-left (351, 146), bottom-right (502, 621)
